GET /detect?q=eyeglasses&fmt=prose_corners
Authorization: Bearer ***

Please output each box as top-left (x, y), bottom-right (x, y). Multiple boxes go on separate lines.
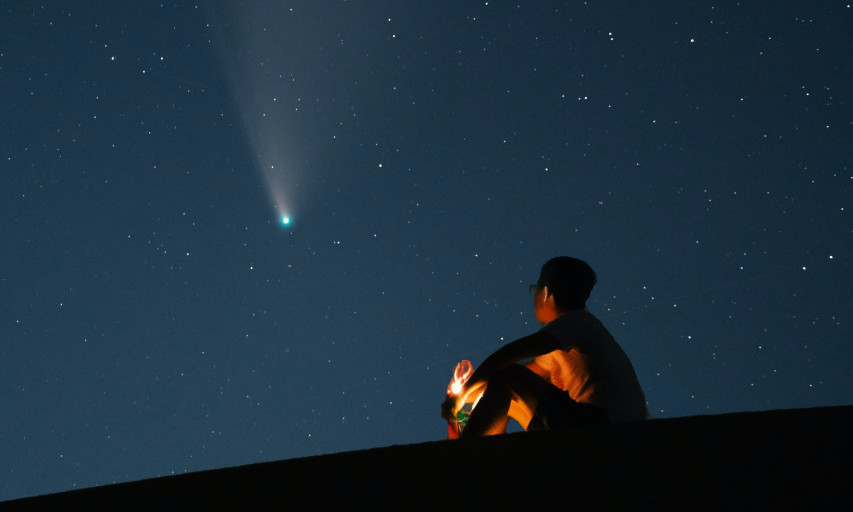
top-left (528, 283), bottom-right (541, 296)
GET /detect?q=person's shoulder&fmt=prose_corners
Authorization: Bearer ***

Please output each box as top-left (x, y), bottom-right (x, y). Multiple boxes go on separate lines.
top-left (542, 309), bottom-right (608, 339)
top-left (540, 309), bottom-right (584, 339)
top-left (547, 308), bottom-right (593, 326)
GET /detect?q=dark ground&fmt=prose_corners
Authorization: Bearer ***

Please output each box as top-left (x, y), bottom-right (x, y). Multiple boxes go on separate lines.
top-left (5, 406), bottom-right (850, 511)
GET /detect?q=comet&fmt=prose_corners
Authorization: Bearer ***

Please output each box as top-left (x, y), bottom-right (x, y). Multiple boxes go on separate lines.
top-left (211, 3), bottom-right (301, 231)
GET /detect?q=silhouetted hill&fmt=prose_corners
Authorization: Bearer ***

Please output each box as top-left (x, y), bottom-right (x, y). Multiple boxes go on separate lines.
top-left (5, 406), bottom-right (850, 510)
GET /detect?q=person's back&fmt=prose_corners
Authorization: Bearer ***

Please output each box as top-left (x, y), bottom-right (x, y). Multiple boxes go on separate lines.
top-left (536, 309), bottom-right (648, 421)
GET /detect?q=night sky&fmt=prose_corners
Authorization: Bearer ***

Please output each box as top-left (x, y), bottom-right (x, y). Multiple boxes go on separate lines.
top-left (2, 1), bottom-right (851, 501)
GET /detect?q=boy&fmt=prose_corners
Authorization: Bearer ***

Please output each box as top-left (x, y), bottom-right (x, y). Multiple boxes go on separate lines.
top-left (442, 257), bottom-right (648, 436)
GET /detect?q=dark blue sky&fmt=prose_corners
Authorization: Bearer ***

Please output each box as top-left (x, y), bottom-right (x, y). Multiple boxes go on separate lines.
top-left (2, 1), bottom-right (851, 501)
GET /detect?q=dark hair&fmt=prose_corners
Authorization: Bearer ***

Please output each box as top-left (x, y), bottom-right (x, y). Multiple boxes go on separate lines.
top-left (537, 256), bottom-right (597, 310)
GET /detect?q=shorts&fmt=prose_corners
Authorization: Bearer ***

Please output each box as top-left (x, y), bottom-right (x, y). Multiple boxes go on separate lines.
top-left (528, 385), bottom-right (609, 430)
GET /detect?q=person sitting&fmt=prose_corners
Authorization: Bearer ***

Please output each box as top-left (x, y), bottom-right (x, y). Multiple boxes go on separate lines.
top-left (442, 256), bottom-right (648, 436)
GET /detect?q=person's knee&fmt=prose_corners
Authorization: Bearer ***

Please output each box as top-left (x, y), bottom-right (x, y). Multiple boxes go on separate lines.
top-left (482, 371), bottom-right (513, 402)
top-left (487, 364), bottom-right (547, 404)
top-left (488, 364), bottom-right (527, 389)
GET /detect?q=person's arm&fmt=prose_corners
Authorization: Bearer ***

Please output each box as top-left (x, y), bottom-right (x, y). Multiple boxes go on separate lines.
top-left (452, 330), bottom-right (561, 411)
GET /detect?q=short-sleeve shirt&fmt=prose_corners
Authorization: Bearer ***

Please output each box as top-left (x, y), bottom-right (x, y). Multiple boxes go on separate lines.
top-left (535, 309), bottom-right (649, 421)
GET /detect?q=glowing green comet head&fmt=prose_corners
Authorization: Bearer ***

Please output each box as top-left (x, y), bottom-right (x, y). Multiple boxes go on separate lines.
top-left (280, 215), bottom-right (291, 226)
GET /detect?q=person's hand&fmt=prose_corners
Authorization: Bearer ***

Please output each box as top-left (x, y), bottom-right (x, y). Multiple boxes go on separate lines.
top-left (441, 395), bottom-right (458, 421)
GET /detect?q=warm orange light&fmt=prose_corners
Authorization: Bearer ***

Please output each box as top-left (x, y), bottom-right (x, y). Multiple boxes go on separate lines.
top-left (446, 360), bottom-right (474, 439)
top-left (447, 360), bottom-right (473, 397)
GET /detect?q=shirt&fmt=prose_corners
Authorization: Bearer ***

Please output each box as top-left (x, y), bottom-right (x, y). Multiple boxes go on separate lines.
top-left (534, 309), bottom-right (649, 421)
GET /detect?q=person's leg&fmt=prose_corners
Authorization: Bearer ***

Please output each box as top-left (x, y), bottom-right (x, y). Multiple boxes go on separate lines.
top-left (461, 364), bottom-right (550, 437)
top-left (532, 386), bottom-right (609, 428)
